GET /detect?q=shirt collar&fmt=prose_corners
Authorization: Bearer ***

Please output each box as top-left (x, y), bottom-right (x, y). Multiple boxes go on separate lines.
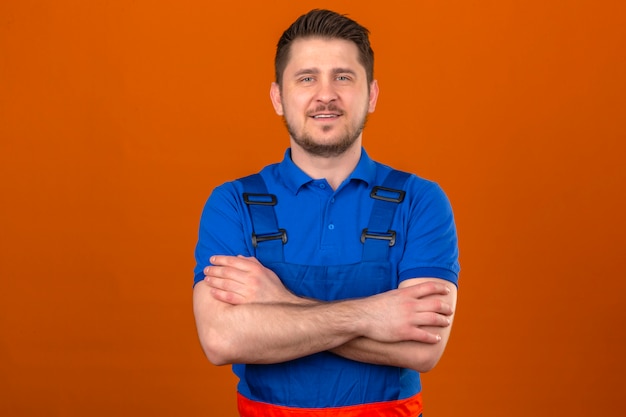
top-left (277, 148), bottom-right (377, 194)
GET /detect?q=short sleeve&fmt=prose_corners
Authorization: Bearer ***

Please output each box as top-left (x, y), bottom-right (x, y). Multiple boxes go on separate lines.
top-left (398, 179), bottom-right (460, 286)
top-left (193, 182), bottom-right (252, 286)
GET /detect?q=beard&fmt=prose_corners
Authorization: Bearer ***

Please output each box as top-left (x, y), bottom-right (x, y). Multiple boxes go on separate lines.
top-left (284, 104), bottom-right (369, 158)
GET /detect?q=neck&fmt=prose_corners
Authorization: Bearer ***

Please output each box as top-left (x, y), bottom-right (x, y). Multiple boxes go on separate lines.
top-left (290, 139), bottom-right (362, 190)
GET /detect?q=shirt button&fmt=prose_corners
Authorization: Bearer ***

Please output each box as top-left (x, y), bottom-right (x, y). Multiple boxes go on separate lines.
top-left (319, 183), bottom-right (326, 189)
top-left (328, 224), bottom-right (335, 230)
top-left (331, 198), bottom-right (335, 203)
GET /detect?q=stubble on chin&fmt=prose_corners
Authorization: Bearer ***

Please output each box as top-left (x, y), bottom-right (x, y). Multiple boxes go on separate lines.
top-left (284, 116), bottom-right (368, 158)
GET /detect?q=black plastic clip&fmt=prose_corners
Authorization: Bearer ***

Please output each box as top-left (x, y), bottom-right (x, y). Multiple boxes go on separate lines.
top-left (370, 186), bottom-right (405, 203)
top-left (244, 193), bottom-right (277, 206)
top-left (360, 229), bottom-right (396, 247)
top-left (252, 229), bottom-right (288, 247)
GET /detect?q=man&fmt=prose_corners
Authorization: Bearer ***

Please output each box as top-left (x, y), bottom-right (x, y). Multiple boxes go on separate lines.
top-left (193, 9), bottom-right (459, 416)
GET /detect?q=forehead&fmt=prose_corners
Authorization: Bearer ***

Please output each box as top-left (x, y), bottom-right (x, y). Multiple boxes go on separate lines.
top-left (284, 37), bottom-right (364, 74)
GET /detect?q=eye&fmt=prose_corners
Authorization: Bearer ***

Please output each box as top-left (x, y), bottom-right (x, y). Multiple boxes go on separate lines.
top-left (300, 76), bottom-right (315, 83)
top-left (336, 75), bottom-right (351, 81)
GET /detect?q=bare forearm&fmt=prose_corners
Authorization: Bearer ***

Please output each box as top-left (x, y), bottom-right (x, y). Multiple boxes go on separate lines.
top-left (194, 283), bottom-right (361, 365)
top-left (194, 272), bottom-right (455, 367)
top-left (329, 335), bottom-right (449, 372)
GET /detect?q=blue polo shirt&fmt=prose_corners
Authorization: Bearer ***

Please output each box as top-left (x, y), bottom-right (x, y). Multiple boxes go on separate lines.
top-left (194, 148), bottom-right (459, 287)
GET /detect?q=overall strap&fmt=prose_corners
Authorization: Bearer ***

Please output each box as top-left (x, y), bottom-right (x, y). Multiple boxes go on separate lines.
top-left (238, 174), bottom-right (286, 263)
top-left (361, 169), bottom-right (411, 262)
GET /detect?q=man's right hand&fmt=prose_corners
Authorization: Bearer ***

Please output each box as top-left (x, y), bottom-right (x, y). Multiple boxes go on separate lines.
top-left (203, 255), bottom-right (300, 305)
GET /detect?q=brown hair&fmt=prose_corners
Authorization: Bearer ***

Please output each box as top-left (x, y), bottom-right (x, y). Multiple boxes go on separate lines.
top-left (275, 9), bottom-right (374, 86)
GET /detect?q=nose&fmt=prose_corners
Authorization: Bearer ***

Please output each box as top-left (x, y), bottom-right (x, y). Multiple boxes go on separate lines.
top-left (315, 79), bottom-right (338, 104)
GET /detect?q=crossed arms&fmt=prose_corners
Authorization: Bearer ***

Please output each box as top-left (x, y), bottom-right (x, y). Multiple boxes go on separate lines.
top-left (193, 255), bottom-right (457, 373)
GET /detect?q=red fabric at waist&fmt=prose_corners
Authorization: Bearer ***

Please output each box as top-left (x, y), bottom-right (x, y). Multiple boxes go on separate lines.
top-left (237, 392), bottom-right (423, 417)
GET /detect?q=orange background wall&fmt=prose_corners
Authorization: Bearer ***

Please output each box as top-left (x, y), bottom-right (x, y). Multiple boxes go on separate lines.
top-left (1, 1), bottom-right (625, 416)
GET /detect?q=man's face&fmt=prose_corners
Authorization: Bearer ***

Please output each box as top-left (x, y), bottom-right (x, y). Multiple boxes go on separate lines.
top-left (270, 37), bottom-right (379, 158)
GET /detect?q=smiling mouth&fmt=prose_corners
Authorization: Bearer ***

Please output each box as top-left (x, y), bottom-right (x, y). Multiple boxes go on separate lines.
top-left (308, 104), bottom-right (343, 119)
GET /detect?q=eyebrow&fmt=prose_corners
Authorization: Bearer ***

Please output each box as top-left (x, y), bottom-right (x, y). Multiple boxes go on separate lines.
top-left (293, 67), bottom-right (358, 78)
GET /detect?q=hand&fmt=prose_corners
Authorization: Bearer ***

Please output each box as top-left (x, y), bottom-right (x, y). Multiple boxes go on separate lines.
top-left (357, 281), bottom-right (454, 344)
top-left (204, 255), bottom-right (297, 305)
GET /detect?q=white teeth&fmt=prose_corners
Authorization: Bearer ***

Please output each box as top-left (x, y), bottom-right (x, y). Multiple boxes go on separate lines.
top-left (314, 115), bottom-right (336, 118)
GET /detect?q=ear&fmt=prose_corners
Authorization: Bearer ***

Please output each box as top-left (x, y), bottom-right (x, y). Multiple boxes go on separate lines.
top-left (270, 82), bottom-right (284, 116)
top-left (368, 80), bottom-right (379, 113)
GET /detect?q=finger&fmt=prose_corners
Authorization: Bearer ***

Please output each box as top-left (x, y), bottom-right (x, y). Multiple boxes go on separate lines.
top-left (205, 275), bottom-right (250, 302)
top-left (211, 255), bottom-right (259, 272)
top-left (205, 275), bottom-right (241, 292)
top-left (204, 265), bottom-right (216, 276)
top-left (408, 327), bottom-right (442, 344)
top-left (209, 255), bottom-right (239, 266)
top-left (414, 299), bottom-right (454, 316)
top-left (411, 311), bottom-right (452, 328)
top-left (403, 281), bottom-right (451, 298)
top-left (209, 287), bottom-right (245, 305)
top-left (204, 265), bottom-right (230, 278)
top-left (204, 266), bottom-right (248, 286)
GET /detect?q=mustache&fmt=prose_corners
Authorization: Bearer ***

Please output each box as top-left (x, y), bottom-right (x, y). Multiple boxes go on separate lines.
top-left (307, 104), bottom-right (344, 116)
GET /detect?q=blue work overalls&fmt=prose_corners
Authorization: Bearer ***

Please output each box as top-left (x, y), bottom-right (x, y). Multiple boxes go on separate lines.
top-left (234, 170), bottom-right (423, 417)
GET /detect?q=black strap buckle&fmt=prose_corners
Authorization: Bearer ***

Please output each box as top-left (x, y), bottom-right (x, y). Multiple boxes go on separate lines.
top-left (252, 229), bottom-right (288, 247)
top-left (370, 186), bottom-right (405, 203)
top-left (360, 228), bottom-right (396, 247)
top-left (244, 193), bottom-right (277, 206)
